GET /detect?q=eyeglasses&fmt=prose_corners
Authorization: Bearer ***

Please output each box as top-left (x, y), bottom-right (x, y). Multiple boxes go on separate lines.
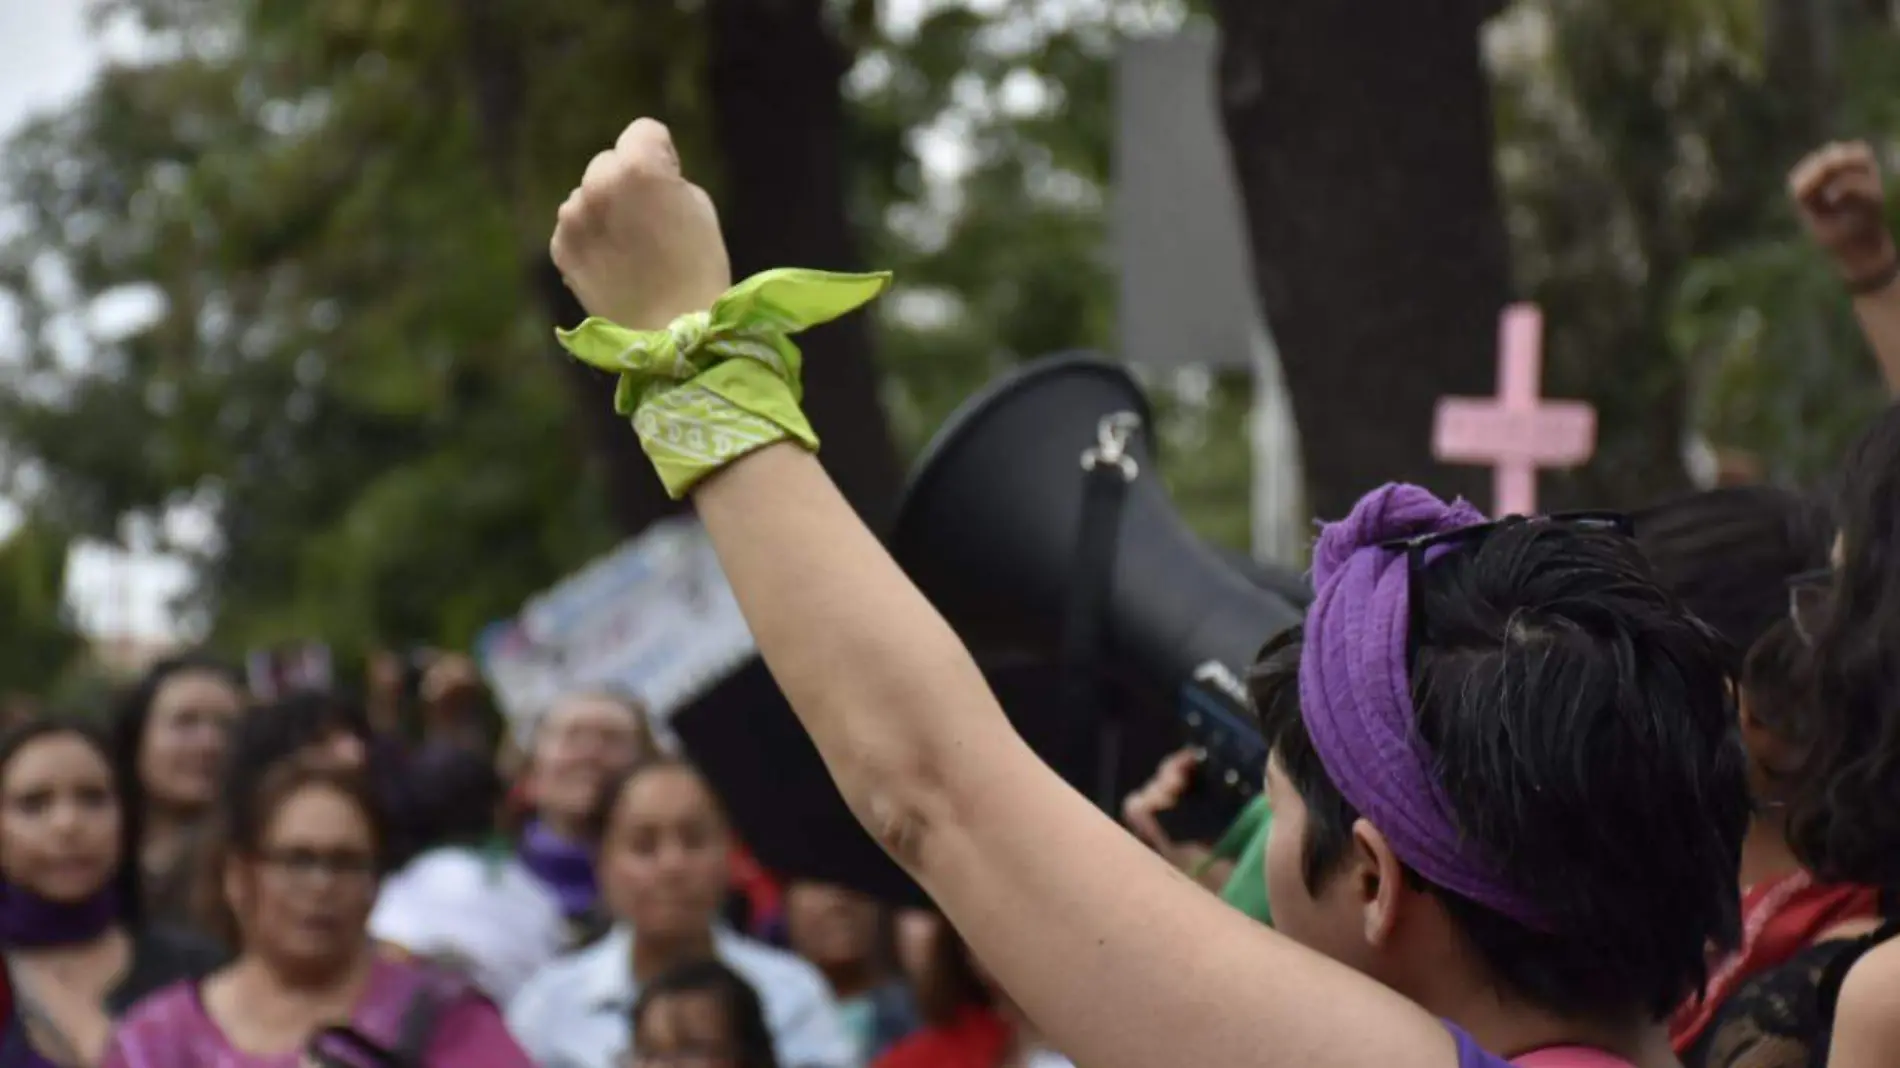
top-left (1786, 567), bottom-right (1834, 647)
top-left (256, 847), bottom-right (378, 883)
top-left (1377, 512), bottom-right (1635, 654)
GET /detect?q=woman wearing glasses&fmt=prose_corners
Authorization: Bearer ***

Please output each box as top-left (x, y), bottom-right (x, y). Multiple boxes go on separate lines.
top-left (1767, 405), bottom-right (1900, 1067)
top-left (101, 763), bottom-right (533, 1068)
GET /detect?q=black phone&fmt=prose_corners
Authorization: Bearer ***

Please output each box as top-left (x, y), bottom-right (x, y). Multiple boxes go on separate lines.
top-left (1153, 674), bottom-right (1267, 845)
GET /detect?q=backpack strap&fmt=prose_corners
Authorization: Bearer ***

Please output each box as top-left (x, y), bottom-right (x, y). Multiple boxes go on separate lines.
top-left (304, 971), bottom-right (465, 1068)
top-left (391, 971), bottom-right (467, 1065)
top-left (308, 1025), bottom-right (404, 1068)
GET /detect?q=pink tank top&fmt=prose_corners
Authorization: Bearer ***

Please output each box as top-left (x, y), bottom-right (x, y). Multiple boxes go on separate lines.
top-left (1513, 1048), bottom-right (1635, 1067)
top-left (1451, 1024), bottom-right (1635, 1068)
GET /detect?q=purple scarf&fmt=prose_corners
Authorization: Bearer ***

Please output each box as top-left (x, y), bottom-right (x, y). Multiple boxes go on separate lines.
top-left (0, 883), bottom-right (118, 948)
top-left (518, 821), bottom-right (598, 918)
top-left (1298, 483), bottom-right (1549, 928)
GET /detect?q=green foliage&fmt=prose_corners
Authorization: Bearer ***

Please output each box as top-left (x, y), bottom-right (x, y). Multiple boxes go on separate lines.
top-left (1497, 0), bottom-right (1900, 496)
top-left (853, 0), bottom-right (1253, 547)
top-left (0, 520), bottom-right (84, 694)
top-left (0, 0), bottom-right (621, 651)
top-left (0, 0), bottom-right (1254, 661)
top-left (1670, 27), bottom-right (1900, 484)
top-left (29, 0), bottom-right (1893, 664)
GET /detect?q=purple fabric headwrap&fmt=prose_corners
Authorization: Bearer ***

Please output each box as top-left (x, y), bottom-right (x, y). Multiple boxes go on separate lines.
top-left (1297, 482), bottom-right (1549, 928)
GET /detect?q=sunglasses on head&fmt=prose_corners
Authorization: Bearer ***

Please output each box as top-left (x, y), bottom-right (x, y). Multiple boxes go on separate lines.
top-left (1377, 511), bottom-right (1635, 653)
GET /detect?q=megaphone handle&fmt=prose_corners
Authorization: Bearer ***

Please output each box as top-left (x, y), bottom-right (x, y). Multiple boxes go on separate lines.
top-left (1061, 428), bottom-right (1138, 811)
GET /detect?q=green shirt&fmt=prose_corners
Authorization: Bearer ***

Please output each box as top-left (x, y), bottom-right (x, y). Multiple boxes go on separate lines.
top-left (1208, 795), bottom-right (1273, 926)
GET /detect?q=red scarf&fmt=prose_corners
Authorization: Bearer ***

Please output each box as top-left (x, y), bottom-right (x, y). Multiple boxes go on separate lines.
top-left (1669, 870), bottom-right (1881, 1051)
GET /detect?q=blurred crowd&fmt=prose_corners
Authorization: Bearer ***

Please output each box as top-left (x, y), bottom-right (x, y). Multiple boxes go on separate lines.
top-left (0, 126), bottom-right (1896, 1068)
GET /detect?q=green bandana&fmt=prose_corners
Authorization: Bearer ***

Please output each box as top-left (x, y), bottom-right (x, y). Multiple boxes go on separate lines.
top-left (556, 268), bottom-right (893, 497)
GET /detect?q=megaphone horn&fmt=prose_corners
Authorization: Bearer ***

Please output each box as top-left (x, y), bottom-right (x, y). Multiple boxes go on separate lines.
top-left (889, 352), bottom-right (1307, 801)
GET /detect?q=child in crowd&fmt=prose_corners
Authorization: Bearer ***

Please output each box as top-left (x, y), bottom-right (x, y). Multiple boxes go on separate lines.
top-left (625, 959), bottom-right (780, 1068)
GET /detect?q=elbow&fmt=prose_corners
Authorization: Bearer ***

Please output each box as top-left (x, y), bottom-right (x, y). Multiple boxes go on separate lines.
top-left (843, 733), bottom-right (963, 875)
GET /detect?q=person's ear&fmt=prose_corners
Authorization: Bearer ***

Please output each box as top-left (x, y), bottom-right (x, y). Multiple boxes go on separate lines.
top-left (1347, 818), bottom-right (1409, 948)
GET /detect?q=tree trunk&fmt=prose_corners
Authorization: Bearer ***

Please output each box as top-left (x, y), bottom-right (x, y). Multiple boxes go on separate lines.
top-left (1766, 0), bottom-right (1840, 146)
top-left (705, 0), bottom-right (902, 529)
top-left (1212, 1), bottom-right (1511, 520)
top-left (455, 0), bottom-right (680, 536)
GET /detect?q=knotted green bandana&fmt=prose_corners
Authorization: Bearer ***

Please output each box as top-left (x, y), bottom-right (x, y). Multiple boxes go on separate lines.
top-left (556, 267), bottom-right (893, 497)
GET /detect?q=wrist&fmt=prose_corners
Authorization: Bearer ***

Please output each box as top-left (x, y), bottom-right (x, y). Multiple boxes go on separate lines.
top-left (1847, 252), bottom-right (1900, 297)
top-left (1842, 236), bottom-right (1899, 294)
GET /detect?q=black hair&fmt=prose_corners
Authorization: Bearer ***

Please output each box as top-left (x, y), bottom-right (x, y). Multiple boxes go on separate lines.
top-left (0, 719), bottom-right (132, 912)
top-left (630, 958), bottom-right (780, 1068)
top-left (405, 744), bottom-right (504, 850)
top-left (106, 652), bottom-right (243, 922)
top-left (584, 754), bottom-right (718, 846)
top-left (1789, 404), bottom-right (1900, 886)
top-left (218, 690), bottom-right (372, 820)
top-left (1251, 522), bottom-right (1750, 1022)
top-left (1633, 485), bottom-right (1830, 660)
top-left (1739, 619), bottom-right (1815, 762)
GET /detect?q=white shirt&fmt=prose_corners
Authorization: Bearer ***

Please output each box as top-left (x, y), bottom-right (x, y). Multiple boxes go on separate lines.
top-left (369, 845), bottom-right (567, 1004)
top-left (507, 925), bottom-right (857, 1068)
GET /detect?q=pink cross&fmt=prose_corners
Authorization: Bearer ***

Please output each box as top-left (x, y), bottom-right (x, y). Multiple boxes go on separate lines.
top-left (1432, 304), bottom-right (1596, 518)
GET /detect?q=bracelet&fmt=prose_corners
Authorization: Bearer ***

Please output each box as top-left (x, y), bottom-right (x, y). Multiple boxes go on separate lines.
top-left (1848, 256), bottom-right (1900, 297)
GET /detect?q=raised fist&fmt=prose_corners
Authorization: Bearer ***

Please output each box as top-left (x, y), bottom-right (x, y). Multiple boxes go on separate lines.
top-left (1789, 140), bottom-right (1896, 286)
top-left (551, 119), bottom-right (733, 330)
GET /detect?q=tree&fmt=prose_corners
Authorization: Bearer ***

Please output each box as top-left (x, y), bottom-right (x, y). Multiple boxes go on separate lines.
top-left (0, 0), bottom-right (621, 651)
top-left (1212, 0), bottom-right (1511, 520)
top-left (1497, 0), bottom-right (1900, 493)
top-left (706, 0), bottom-right (901, 526)
top-left (0, 0), bottom-right (1256, 661)
top-left (0, 519), bottom-right (84, 696)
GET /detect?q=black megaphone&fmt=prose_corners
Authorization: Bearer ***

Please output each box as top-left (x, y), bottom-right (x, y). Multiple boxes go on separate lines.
top-left (889, 352), bottom-right (1307, 822)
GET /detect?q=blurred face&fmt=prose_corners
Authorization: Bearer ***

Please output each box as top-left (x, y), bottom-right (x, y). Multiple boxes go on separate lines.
top-left (0, 734), bottom-right (120, 902)
top-left (228, 783), bottom-right (379, 971)
top-left (1262, 753), bottom-right (1371, 974)
top-left (599, 767), bottom-right (729, 941)
top-left (786, 881), bottom-right (881, 972)
top-left (530, 695), bottom-right (648, 828)
top-left (893, 909), bottom-right (940, 988)
top-left (138, 670), bottom-right (244, 812)
top-left (303, 728), bottom-right (368, 773)
top-left (628, 992), bottom-right (738, 1068)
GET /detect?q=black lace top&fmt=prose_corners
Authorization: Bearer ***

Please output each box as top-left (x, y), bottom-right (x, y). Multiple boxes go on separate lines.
top-left (1684, 920), bottom-right (1900, 1068)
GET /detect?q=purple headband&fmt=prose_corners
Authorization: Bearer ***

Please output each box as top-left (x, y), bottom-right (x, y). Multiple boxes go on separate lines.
top-left (1297, 482), bottom-right (1549, 928)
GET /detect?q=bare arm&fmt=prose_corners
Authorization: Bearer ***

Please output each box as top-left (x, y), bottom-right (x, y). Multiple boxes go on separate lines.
top-left (552, 118), bottom-right (1455, 1068)
top-left (692, 446), bottom-right (1454, 1068)
top-left (1790, 142), bottom-right (1900, 393)
top-left (1826, 939), bottom-right (1900, 1067)
top-left (1851, 280), bottom-right (1900, 393)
